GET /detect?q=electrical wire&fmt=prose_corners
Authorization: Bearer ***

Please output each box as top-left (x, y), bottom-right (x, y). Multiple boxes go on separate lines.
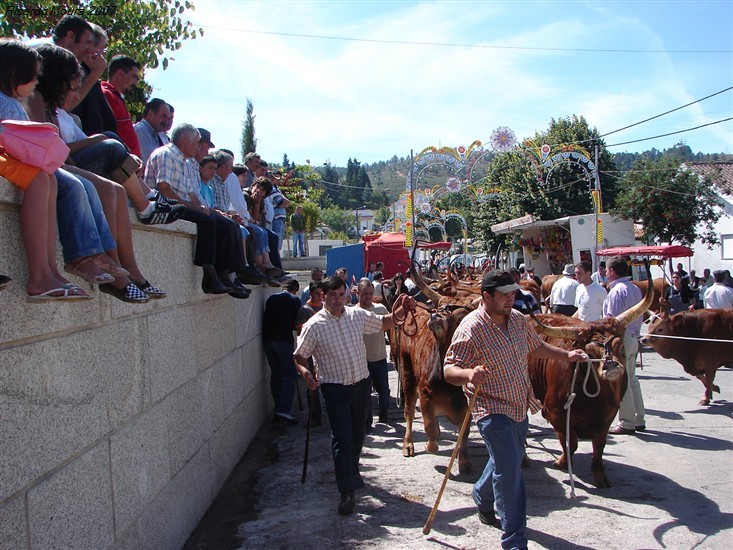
top-left (190, 23), bottom-right (733, 54)
top-left (606, 117), bottom-right (733, 147)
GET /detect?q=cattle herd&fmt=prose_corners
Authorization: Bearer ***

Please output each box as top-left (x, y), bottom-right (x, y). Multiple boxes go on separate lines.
top-left (381, 263), bottom-right (733, 489)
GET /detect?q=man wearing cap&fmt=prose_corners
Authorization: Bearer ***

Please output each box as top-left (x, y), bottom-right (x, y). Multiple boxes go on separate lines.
top-left (444, 270), bottom-right (588, 549)
top-left (134, 98), bottom-right (173, 163)
top-left (550, 264), bottom-right (579, 316)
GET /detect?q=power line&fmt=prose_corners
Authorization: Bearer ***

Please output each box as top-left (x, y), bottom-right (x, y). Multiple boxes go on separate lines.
top-left (606, 117), bottom-right (733, 147)
top-left (599, 87), bottom-right (733, 138)
top-left (191, 23), bottom-right (733, 54)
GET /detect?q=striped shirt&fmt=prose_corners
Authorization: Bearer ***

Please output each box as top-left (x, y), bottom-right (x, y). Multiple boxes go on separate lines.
top-left (444, 307), bottom-right (543, 423)
top-left (294, 306), bottom-right (384, 385)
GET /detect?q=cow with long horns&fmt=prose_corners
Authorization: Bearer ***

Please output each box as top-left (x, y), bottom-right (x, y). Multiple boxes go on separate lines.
top-left (528, 260), bottom-right (654, 487)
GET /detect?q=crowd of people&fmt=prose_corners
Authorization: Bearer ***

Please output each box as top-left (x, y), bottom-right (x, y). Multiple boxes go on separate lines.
top-left (0, 16), bottom-right (302, 302)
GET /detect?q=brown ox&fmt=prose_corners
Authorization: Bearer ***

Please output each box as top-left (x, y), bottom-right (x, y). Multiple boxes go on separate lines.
top-left (528, 276), bottom-right (653, 488)
top-left (632, 277), bottom-right (666, 315)
top-left (520, 279), bottom-right (542, 305)
top-left (389, 267), bottom-right (479, 474)
top-left (640, 308), bottom-right (733, 405)
top-left (541, 274), bottom-right (561, 312)
top-left (392, 304), bottom-right (474, 473)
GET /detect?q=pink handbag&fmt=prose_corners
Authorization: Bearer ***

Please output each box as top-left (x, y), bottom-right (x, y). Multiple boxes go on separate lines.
top-left (0, 120), bottom-right (70, 173)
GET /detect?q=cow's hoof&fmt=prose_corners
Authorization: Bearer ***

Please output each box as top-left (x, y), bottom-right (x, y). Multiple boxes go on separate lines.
top-left (554, 458), bottom-right (568, 472)
top-left (426, 441), bottom-right (439, 454)
top-left (698, 398), bottom-right (711, 406)
top-left (592, 475), bottom-right (611, 489)
top-left (403, 445), bottom-right (415, 458)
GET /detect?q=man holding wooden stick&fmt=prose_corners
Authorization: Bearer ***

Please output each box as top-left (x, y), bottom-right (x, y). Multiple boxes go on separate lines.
top-left (444, 270), bottom-right (587, 549)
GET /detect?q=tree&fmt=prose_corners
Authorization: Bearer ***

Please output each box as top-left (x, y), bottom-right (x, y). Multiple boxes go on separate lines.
top-left (2, 0), bottom-right (202, 117)
top-left (240, 98), bottom-right (256, 159)
top-left (282, 153), bottom-right (291, 171)
top-left (320, 206), bottom-right (356, 236)
top-left (611, 155), bottom-right (722, 247)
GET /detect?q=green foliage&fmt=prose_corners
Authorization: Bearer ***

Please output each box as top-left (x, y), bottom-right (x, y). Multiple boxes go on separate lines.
top-left (2, 0), bottom-right (202, 118)
top-left (611, 155), bottom-right (722, 247)
top-left (319, 206), bottom-right (356, 236)
top-left (299, 201), bottom-right (321, 234)
top-left (241, 98), bottom-right (256, 158)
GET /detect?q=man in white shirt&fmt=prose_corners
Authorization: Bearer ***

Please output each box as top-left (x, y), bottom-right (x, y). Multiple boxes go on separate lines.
top-left (574, 261), bottom-right (607, 321)
top-left (550, 264), bottom-right (579, 316)
top-left (704, 270), bottom-right (733, 309)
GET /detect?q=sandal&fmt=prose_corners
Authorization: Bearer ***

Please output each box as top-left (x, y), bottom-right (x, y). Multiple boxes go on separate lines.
top-left (131, 279), bottom-right (167, 299)
top-left (26, 284), bottom-right (92, 303)
top-left (99, 282), bottom-right (149, 303)
top-left (65, 257), bottom-right (116, 284)
top-left (92, 254), bottom-right (129, 277)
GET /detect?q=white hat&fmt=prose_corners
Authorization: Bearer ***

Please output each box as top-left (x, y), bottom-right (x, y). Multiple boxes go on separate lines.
top-left (562, 264), bottom-right (575, 276)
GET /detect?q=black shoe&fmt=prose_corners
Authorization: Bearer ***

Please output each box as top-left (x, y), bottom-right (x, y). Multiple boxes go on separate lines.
top-left (608, 425), bottom-right (636, 435)
top-left (338, 491), bottom-right (355, 516)
top-left (138, 202), bottom-right (186, 225)
top-left (378, 409), bottom-right (389, 423)
top-left (265, 266), bottom-right (284, 278)
top-left (236, 267), bottom-right (268, 285)
top-left (274, 411), bottom-right (298, 424)
top-left (228, 289), bottom-right (250, 299)
top-left (201, 270), bottom-right (230, 294)
top-left (99, 282), bottom-right (149, 303)
top-left (635, 424), bottom-right (646, 432)
top-left (0, 274), bottom-right (11, 291)
top-left (265, 276), bottom-right (281, 288)
top-left (478, 509), bottom-right (497, 526)
top-left (230, 278), bottom-right (250, 291)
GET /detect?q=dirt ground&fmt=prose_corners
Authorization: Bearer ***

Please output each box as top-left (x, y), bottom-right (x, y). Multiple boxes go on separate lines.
top-left (184, 347), bottom-right (733, 550)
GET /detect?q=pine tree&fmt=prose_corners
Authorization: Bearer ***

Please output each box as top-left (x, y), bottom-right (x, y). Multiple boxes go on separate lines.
top-left (240, 98), bottom-right (256, 160)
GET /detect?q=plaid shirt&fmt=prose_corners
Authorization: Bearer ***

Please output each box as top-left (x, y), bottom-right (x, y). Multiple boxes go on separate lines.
top-left (210, 173), bottom-right (231, 211)
top-left (294, 306), bottom-right (383, 385)
top-left (142, 143), bottom-right (203, 202)
top-left (444, 307), bottom-right (543, 422)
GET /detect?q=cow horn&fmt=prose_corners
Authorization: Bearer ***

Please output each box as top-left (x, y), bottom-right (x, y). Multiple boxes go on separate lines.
top-left (410, 263), bottom-right (443, 306)
top-left (526, 304), bottom-right (582, 340)
top-left (615, 260), bottom-right (655, 328)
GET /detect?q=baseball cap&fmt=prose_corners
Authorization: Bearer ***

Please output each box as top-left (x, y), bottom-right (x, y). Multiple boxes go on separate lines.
top-left (197, 128), bottom-right (215, 148)
top-left (481, 270), bottom-right (520, 293)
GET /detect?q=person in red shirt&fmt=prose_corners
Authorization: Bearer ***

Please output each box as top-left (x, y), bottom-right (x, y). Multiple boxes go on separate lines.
top-left (100, 55), bottom-right (142, 157)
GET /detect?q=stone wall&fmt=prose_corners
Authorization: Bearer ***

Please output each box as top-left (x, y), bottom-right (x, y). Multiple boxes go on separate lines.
top-left (0, 177), bottom-right (271, 549)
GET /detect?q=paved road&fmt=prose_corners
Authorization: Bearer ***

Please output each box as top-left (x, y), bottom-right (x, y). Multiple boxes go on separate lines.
top-left (185, 347), bottom-right (733, 550)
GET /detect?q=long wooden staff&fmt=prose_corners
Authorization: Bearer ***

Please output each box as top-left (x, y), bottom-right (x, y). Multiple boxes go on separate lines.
top-left (301, 389), bottom-right (315, 484)
top-left (422, 386), bottom-right (480, 535)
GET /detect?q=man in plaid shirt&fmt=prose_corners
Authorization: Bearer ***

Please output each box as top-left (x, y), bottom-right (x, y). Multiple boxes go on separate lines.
top-left (444, 270), bottom-right (587, 550)
top-left (294, 276), bottom-right (416, 516)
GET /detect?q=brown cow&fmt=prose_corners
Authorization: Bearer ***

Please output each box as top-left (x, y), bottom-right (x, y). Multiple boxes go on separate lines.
top-left (632, 277), bottom-right (666, 315)
top-left (520, 279), bottom-right (542, 305)
top-left (392, 304), bottom-right (474, 473)
top-left (528, 275), bottom-right (653, 488)
top-left (541, 274), bottom-right (561, 312)
top-left (640, 309), bottom-right (733, 405)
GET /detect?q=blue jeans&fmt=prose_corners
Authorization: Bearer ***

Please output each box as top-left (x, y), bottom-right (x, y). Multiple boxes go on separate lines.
top-left (272, 217), bottom-right (286, 252)
top-left (366, 359), bottom-right (390, 426)
top-left (293, 231), bottom-right (305, 257)
top-left (264, 340), bottom-right (297, 415)
top-left (248, 223), bottom-right (269, 256)
top-left (55, 168), bottom-right (116, 262)
top-left (321, 377), bottom-right (371, 493)
top-left (70, 139), bottom-right (128, 175)
top-left (474, 414), bottom-right (529, 550)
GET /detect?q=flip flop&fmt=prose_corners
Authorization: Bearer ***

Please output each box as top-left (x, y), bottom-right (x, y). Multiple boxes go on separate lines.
top-left (26, 285), bottom-right (92, 303)
top-left (65, 258), bottom-right (116, 284)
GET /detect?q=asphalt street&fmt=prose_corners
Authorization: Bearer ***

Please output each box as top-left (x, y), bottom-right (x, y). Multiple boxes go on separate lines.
top-left (185, 346), bottom-right (733, 550)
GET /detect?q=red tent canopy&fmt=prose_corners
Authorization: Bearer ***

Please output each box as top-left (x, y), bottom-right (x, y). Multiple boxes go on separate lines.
top-left (362, 233), bottom-right (451, 278)
top-left (596, 245), bottom-right (693, 259)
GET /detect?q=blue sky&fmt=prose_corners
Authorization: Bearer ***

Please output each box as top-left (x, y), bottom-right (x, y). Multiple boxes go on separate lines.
top-left (145, 0), bottom-right (733, 166)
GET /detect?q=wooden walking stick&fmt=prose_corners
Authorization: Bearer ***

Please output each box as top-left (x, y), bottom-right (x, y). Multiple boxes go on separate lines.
top-left (423, 385), bottom-right (480, 535)
top-left (301, 389), bottom-right (315, 484)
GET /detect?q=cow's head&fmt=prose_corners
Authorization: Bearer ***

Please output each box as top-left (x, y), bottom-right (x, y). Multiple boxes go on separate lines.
top-left (640, 309), bottom-right (675, 350)
top-left (428, 305), bottom-right (473, 361)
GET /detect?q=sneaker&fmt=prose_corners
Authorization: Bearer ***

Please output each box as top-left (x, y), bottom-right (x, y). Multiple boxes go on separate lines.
top-left (337, 491), bottom-right (355, 516)
top-left (132, 279), bottom-right (167, 299)
top-left (138, 202), bottom-right (186, 225)
top-left (274, 411), bottom-right (298, 424)
top-left (149, 190), bottom-right (178, 206)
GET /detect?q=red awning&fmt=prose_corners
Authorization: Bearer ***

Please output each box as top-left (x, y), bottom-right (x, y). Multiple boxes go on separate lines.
top-left (595, 245), bottom-right (693, 259)
top-left (363, 233), bottom-right (451, 251)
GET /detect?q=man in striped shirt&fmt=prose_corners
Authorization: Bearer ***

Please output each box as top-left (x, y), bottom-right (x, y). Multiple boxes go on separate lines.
top-left (294, 276), bottom-right (416, 516)
top-left (444, 270), bottom-right (587, 550)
